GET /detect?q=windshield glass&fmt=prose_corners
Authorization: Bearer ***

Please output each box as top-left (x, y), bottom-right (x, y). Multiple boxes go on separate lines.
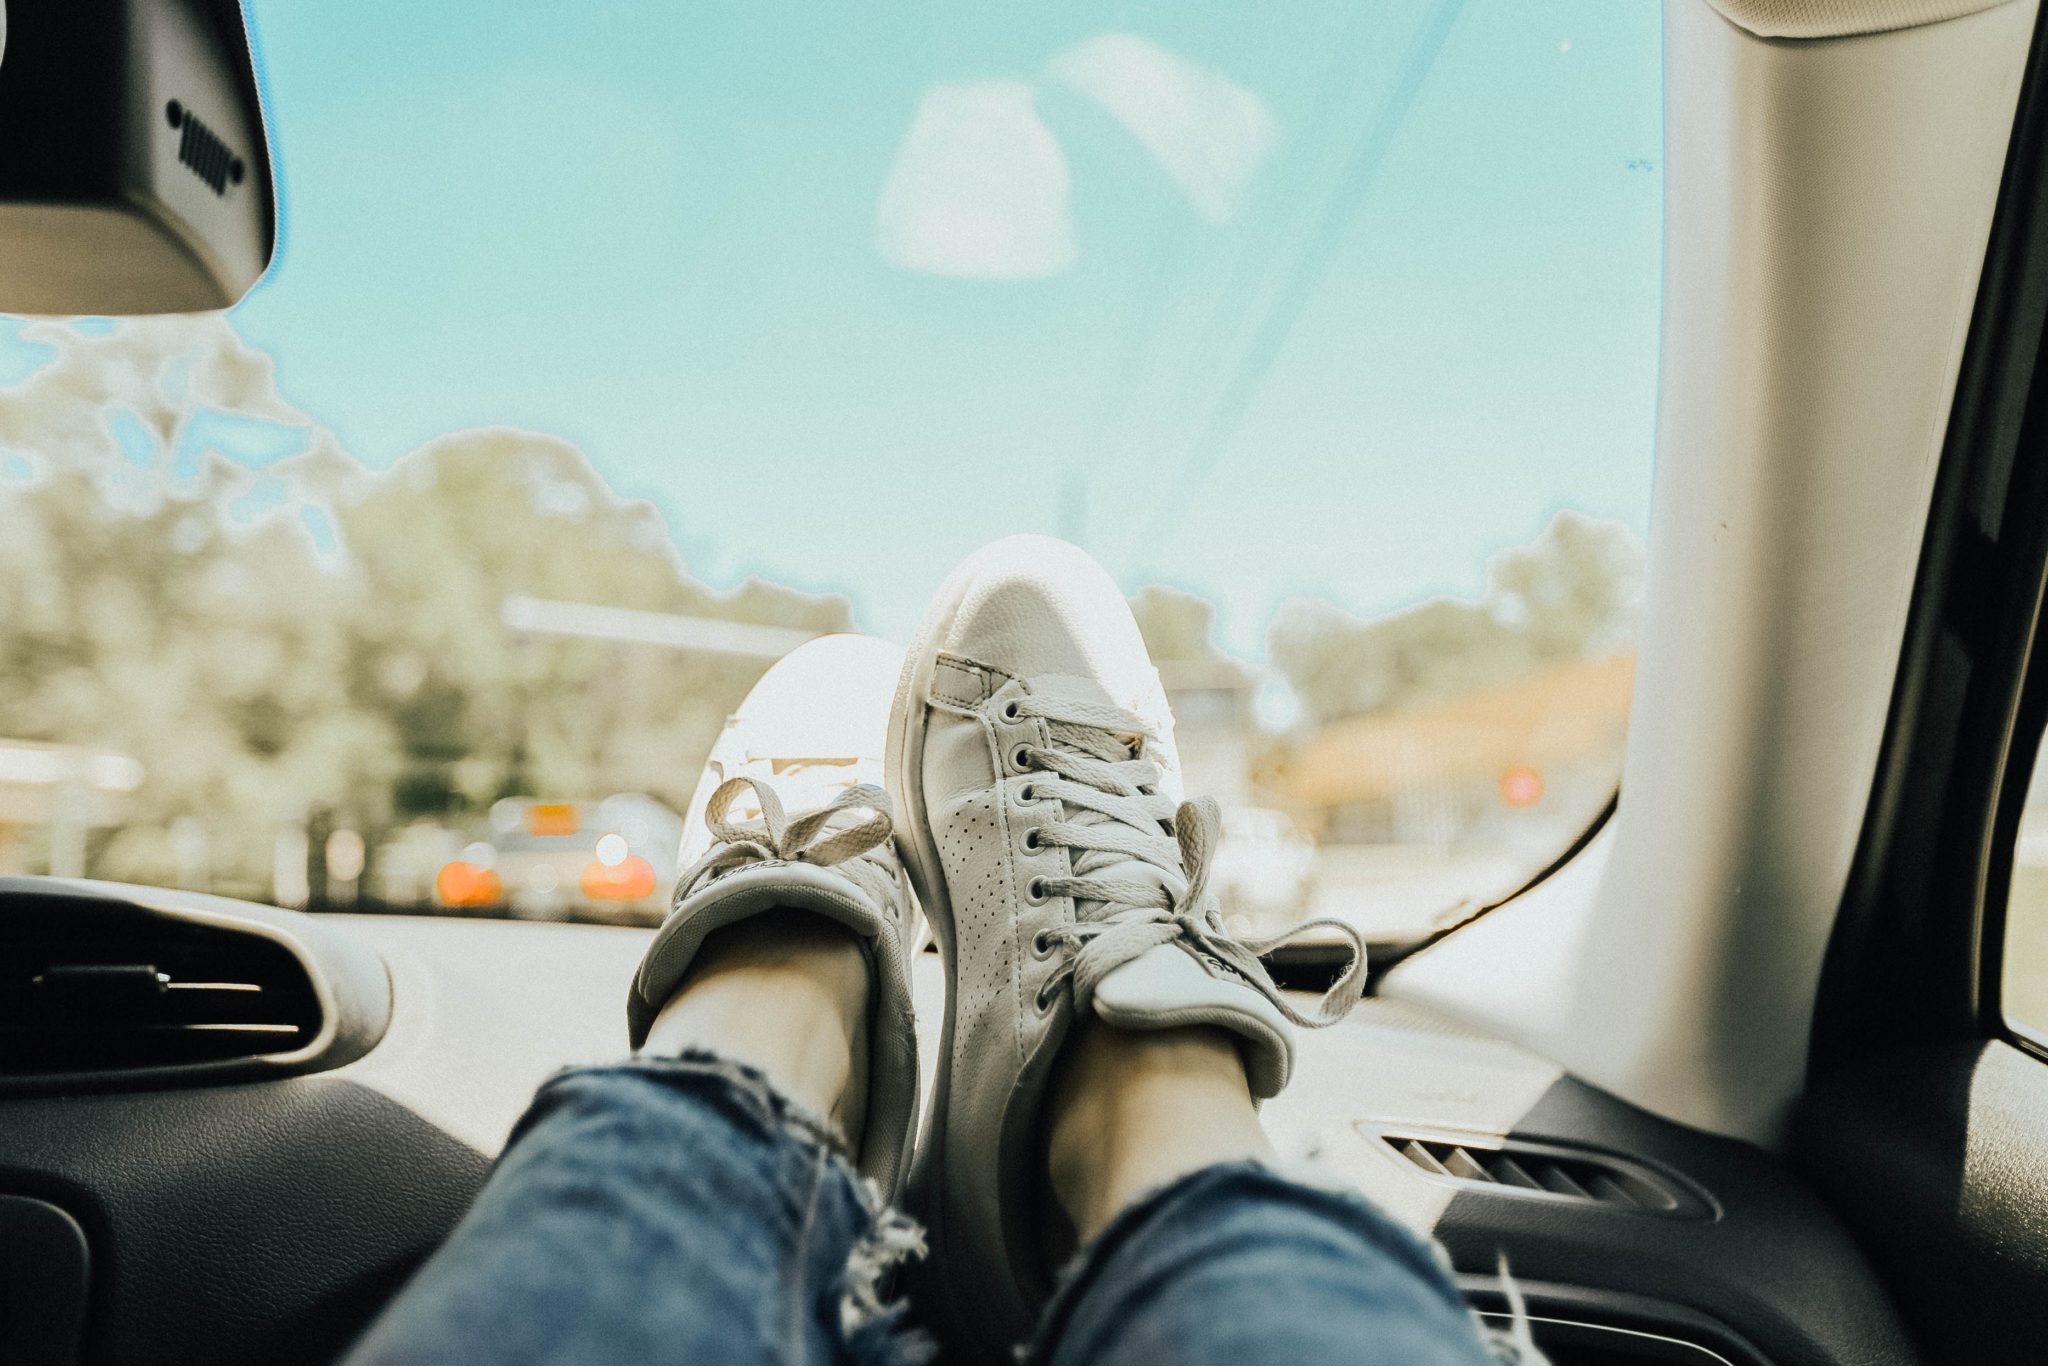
top-left (0, 1), bottom-right (1661, 938)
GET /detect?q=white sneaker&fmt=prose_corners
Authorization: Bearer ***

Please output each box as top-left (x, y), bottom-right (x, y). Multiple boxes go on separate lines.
top-left (887, 535), bottom-right (1363, 1358)
top-left (628, 634), bottom-right (923, 1197)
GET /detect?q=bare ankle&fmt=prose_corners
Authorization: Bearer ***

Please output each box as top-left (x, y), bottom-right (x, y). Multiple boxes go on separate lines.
top-left (641, 909), bottom-right (871, 1134)
top-left (1046, 1020), bottom-right (1274, 1243)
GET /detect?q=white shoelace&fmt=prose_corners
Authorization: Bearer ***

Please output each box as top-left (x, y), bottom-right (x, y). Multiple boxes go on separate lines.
top-left (676, 776), bottom-right (899, 910)
top-left (1009, 693), bottom-right (1365, 1025)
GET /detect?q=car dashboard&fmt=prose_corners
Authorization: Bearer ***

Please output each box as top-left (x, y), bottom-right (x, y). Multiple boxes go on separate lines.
top-left (0, 881), bottom-right (1917, 1366)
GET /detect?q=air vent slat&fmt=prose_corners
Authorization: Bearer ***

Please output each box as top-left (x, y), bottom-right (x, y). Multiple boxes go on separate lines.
top-left (1440, 1146), bottom-right (1491, 1182)
top-left (146, 1023), bottom-right (301, 1035)
top-left (1400, 1140), bottom-right (1451, 1176)
top-left (1534, 1162), bottom-right (1594, 1200)
top-left (1482, 1154), bottom-right (1543, 1190)
top-left (1367, 1126), bottom-right (1709, 1219)
top-left (1590, 1170), bottom-right (1676, 1211)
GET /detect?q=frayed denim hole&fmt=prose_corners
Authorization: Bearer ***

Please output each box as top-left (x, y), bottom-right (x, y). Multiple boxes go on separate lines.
top-left (839, 1192), bottom-right (928, 1334)
top-left (838, 1188), bottom-right (938, 1366)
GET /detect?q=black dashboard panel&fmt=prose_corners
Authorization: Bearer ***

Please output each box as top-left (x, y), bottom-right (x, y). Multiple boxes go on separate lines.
top-left (0, 1075), bottom-right (486, 1365)
top-left (1258, 996), bottom-right (1920, 1366)
top-left (1796, 1040), bottom-right (2048, 1364)
top-left (0, 900), bottom-right (648, 1365)
top-left (1437, 1079), bottom-right (1918, 1366)
top-left (0, 894), bottom-right (1923, 1364)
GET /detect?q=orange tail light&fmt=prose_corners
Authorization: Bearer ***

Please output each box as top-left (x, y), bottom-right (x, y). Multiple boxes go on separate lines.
top-left (435, 861), bottom-right (504, 907)
top-left (581, 855), bottom-right (656, 900)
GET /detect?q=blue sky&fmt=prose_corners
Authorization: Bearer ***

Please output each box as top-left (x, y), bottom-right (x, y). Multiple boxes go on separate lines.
top-left (5, 0), bottom-right (1662, 657)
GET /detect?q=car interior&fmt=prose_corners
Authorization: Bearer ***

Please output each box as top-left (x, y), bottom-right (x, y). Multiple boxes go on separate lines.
top-left (6, 0), bottom-right (2048, 1363)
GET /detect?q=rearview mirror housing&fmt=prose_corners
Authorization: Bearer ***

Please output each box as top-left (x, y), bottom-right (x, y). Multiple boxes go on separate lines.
top-left (0, 0), bottom-right (276, 315)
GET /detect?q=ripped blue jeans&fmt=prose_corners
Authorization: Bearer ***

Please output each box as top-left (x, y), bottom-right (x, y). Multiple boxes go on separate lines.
top-left (341, 1054), bottom-right (1499, 1365)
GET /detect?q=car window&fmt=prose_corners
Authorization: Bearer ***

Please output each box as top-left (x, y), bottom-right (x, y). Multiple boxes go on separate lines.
top-left (0, 1), bottom-right (1661, 937)
top-left (2006, 749), bottom-right (2048, 1041)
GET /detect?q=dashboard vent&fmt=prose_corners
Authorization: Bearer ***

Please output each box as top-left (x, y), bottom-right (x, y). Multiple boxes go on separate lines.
top-left (1370, 1128), bottom-right (1712, 1219)
top-left (0, 915), bottom-right (320, 1075)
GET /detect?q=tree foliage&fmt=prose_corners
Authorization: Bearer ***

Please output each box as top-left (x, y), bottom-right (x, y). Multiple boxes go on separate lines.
top-left (1269, 510), bottom-right (1643, 729)
top-left (1129, 583), bottom-right (1242, 673)
top-left (0, 319), bottom-right (848, 891)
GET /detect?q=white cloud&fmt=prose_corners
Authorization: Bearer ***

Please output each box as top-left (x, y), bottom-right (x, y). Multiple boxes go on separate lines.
top-left (1047, 33), bottom-right (1277, 224)
top-left (875, 81), bottom-right (1076, 280)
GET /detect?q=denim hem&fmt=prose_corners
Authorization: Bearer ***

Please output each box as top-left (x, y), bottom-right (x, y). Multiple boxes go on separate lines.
top-left (1017, 1158), bottom-right (1512, 1365)
top-left (1264, 1159), bottom-right (1544, 1363)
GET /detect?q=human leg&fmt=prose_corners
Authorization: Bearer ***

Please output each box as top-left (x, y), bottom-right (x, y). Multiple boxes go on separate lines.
top-left (889, 535), bottom-right (1425, 1360)
top-left (1024, 1017), bottom-right (1500, 1366)
top-left (339, 1044), bottom-right (922, 1366)
top-left (345, 635), bottom-right (929, 1366)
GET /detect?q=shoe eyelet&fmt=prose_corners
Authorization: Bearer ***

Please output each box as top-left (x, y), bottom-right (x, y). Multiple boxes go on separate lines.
top-left (1034, 979), bottom-right (1059, 1011)
top-left (1008, 743), bottom-right (1033, 774)
top-left (1017, 783), bottom-right (1039, 805)
top-left (1024, 876), bottom-right (1049, 905)
top-left (1001, 699), bottom-right (1023, 722)
top-left (1031, 928), bottom-right (1057, 957)
top-left (1021, 827), bottom-right (1041, 853)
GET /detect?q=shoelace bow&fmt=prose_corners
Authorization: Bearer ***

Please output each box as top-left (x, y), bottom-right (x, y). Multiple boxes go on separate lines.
top-left (1009, 693), bottom-right (1365, 1027)
top-left (677, 776), bottom-right (897, 906)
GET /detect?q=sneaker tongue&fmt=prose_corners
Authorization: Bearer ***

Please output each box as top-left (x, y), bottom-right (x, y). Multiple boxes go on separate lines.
top-left (1023, 671), bottom-right (1130, 711)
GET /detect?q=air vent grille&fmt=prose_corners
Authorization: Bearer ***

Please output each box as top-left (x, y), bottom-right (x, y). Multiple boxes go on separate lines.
top-left (166, 99), bottom-right (245, 196)
top-left (1369, 1128), bottom-right (1711, 1219)
top-left (0, 916), bottom-right (320, 1074)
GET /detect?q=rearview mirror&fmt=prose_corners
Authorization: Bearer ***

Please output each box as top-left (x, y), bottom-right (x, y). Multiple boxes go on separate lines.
top-left (0, 0), bottom-right (276, 315)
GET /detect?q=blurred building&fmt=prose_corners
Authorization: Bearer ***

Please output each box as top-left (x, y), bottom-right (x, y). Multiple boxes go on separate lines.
top-left (0, 738), bottom-right (144, 877)
top-left (1158, 659), bottom-right (1328, 928)
top-left (1157, 658), bottom-right (1257, 803)
top-left (1265, 653), bottom-right (1634, 849)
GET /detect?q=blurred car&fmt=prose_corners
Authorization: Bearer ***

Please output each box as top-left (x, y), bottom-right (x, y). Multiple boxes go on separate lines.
top-left (432, 794), bottom-right (683, 926)
top-left (373, 822), bottom-right (468, 911)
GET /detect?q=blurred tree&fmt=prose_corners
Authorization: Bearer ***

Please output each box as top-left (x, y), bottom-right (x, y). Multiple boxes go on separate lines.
top-left (1130, 584), bottom-right (1236, 669)
top-left (0, 318), bottom-right (849, 894)
top-left (339, 428), bottom-right (847, 816)
top-left (1269, 511), bottom-right (1643, 728)
top-left (1487, 508), bottom-right (1644, 661)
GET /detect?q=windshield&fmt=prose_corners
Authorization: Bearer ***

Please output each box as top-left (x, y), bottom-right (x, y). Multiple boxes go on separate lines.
top-left (0, 1), bottom-right (1660, 939)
